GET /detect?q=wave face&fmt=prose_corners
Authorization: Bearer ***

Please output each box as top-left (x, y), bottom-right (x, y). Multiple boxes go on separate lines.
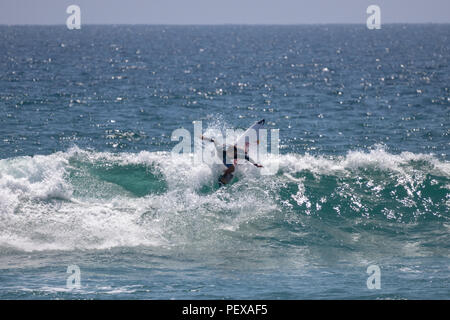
top-left (0, 146), bottom-right (448, 257)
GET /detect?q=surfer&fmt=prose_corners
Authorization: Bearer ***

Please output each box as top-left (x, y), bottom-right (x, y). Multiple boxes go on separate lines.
top-left (201, 135), bottom-right (263, 181)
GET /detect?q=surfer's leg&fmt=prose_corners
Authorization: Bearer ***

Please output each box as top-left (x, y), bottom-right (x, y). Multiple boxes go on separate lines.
top-left (224, 164), bottom-right (235, 175)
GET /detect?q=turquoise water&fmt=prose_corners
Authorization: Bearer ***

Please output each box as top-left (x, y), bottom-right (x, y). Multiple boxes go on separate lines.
top-left (0, 25), bottom-right (449, 299)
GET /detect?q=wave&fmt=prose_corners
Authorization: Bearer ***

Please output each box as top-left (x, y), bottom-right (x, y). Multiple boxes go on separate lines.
top-left (0, 146), bottom-right (448, 252)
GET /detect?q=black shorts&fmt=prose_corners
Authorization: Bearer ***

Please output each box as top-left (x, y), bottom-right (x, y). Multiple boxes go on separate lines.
top-left (222, 148), bottom-right (236, 168)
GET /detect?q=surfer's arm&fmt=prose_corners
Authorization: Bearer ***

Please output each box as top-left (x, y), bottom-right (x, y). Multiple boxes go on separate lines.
top-left (200, 135), bottom-right (215, 143)
top-left (201, 135), bottom-right (224, 152)
top-left (244, 153), bottom-right (263, 168)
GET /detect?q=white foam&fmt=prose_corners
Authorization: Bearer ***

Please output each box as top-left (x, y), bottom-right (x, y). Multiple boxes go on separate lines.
top-left (0, 152), bottom-right (72, 215)
top-left (274, 145), bottom-right (449, 178)
top-left (0, 146), bottom-right (447, 252)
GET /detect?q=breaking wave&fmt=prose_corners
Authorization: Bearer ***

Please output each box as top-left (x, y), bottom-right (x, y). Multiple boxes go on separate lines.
top-left (0, 146), bottom-right (448, 254)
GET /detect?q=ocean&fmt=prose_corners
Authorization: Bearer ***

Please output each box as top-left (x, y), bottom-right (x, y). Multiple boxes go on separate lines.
top-left (0, 25), bottom-right (449, 299)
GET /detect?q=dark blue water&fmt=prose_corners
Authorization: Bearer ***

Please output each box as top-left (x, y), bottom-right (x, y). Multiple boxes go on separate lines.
top-left (0, 25), bottom-right (449, 299)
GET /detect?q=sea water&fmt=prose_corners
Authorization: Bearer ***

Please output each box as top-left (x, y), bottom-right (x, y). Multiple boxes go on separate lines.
top-left (0, 25), bottom-right (449, 299)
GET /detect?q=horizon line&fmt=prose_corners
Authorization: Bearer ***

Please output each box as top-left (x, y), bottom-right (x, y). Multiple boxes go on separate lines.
top-left (1, 22), bottom-right (449, 26)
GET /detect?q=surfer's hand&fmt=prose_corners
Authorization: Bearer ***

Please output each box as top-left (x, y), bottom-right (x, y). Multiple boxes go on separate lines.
top-left (201, 135), bottom-right (214, 143)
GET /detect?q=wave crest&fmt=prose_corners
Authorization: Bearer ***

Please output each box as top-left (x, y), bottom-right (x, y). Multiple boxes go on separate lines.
top-left (0, 146), bottom-right (448, 252)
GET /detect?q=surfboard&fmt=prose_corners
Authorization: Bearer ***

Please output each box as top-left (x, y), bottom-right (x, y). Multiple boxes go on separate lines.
top-left (233, 119), bottom-right (265, 152)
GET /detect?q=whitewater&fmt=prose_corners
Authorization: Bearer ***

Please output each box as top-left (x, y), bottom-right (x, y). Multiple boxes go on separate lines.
top-left (1, 145), bottom-right (448, 254)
